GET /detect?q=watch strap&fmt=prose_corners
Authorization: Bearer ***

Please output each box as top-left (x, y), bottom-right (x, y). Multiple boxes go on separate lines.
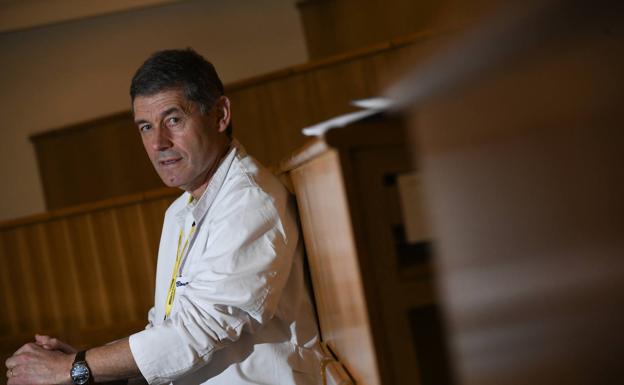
top-left (73, 350), bottom-right (86, 364)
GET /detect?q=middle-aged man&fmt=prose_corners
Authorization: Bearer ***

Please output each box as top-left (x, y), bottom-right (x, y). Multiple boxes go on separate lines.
top-left (5, 49), bottom-right (322, 385)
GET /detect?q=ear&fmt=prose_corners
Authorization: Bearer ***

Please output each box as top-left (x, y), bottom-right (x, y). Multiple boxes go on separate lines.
top-left (215, 96), bottom-right (231, 133)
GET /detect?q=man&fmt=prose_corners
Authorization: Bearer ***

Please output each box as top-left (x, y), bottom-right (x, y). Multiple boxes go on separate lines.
top-left (5, 49), bottom-right (322, 385)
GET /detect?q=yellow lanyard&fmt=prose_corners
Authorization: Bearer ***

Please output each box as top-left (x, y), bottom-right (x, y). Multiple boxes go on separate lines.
top-left (164, 221), bottom-right (196, 320)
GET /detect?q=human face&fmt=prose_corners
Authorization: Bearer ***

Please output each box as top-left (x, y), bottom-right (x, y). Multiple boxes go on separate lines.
top-left (133, 88), bottom-right (230, 198)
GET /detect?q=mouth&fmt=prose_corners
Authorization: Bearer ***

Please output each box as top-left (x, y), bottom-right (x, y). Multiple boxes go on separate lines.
top-left (159, 157), bottom-right (182, 167)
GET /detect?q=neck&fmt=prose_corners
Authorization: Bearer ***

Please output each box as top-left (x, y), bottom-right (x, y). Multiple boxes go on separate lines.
top-left (188, 141), bottom-right (232, 200)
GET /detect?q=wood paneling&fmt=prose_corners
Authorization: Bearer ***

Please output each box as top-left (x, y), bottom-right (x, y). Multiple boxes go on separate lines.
top-left (31, 30), bottom-right (448, 211)
top-left (31, 112), bottom-right (164, 210)
top-left (0, 187), bottom-right (178, 385)
top-left (297, 0), bottom-right (450, 59)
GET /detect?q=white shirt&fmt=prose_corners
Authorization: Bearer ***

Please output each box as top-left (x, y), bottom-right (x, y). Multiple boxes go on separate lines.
top-left (129, 140), bottom-right (322, 385)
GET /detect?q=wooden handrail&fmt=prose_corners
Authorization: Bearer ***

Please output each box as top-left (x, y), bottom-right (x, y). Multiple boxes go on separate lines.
top-left (29, 111), bottom-right (132, 142)
top-left (0, 186), bottom-right (179, 230)
top-left (274, 137), bottom-right (329, 175)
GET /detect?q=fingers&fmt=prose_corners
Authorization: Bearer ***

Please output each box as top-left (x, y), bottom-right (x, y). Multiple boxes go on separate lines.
top-left (35, 334), bottom-right (57, 349)
top-left (6, 355), bottom-right (17, 369)
top-left (11, 343), bottom-right (41, 357)
top-left (6, 364), bottom-right (20, 376)
top-left (6, 345), bottom-right (71, 385)
top-left (6, 366), bottom-right (25, 385)
top-left (7, 344), bottom-right (38, 367)
top-left (34, 334), bottom-right (77, 354)
top-left (6, 363), bottom-right (19, 383)
top-left (6, 353), bottom-right (23, 382)
top-left (34, 334), bottom-right (49, 346)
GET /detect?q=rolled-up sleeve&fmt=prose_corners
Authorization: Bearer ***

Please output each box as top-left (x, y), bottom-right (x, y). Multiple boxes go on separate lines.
top-left (129, 187), bottom-right (293, 384)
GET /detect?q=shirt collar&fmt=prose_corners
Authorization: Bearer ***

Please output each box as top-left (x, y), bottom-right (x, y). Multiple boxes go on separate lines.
top-left (175, 139), bottom-right (243, 225)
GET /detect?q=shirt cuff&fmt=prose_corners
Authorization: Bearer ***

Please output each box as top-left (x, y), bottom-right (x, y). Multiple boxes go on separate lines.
top-left (129, 326), bottom-right (197, 385)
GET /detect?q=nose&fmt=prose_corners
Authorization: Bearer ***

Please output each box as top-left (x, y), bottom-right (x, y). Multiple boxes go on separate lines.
top-left (152, 126), bottom-right (173, 151)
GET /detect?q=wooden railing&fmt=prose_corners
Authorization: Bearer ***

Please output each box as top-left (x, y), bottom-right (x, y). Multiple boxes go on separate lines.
top-left (0, 187), bottom-right (180, 379)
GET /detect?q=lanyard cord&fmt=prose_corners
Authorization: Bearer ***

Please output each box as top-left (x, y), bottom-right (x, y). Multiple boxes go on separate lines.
top-left (164, 221), bottom-right (196, 320)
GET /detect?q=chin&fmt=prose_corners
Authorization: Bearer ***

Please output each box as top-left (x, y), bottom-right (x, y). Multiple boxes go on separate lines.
top-left (165, 179), bottom-right (192, 191)
top-left (160, 176), bottom-right (181, 189)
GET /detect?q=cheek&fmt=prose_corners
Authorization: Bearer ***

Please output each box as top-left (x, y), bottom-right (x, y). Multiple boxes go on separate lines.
top-left (180, 140), bottom-right (202, 162)
top-left (142, 146), bottom-right (163, 170)
top-left (141, 137), bottom-right (153, 155)
top-left (145, 149), bottom-right (159, 165)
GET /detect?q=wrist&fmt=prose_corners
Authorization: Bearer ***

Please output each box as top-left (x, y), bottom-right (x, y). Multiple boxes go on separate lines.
top-left (70, 350), bottom-right (94, 385)
top-left (60, 353), bottom-right (75, 385)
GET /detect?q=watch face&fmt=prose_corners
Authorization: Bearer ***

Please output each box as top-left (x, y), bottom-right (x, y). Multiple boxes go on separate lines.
top-left (71, 362), bottom-right (90, 385)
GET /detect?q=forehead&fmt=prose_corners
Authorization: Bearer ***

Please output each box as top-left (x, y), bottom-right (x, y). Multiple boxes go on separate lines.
top-left (133, 88), bottom-right (192, 118)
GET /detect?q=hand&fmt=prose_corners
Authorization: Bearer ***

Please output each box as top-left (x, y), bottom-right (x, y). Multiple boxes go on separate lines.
top-left (5, 343), bottom-right (74, 385)
top-left (34, 335), bottom-right (77, 354)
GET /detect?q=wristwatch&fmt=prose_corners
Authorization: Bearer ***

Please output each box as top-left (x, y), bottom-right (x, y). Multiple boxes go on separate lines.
top-left (70, 351), bottom-right (93, 385)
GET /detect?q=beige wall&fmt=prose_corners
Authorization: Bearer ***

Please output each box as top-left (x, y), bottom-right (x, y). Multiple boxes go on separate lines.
top-left (0, 0), bottom-right (307, 221)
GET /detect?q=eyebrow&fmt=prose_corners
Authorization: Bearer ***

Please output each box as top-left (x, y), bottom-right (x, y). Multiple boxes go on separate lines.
top-left (134, 106), bottom-right (183, 125)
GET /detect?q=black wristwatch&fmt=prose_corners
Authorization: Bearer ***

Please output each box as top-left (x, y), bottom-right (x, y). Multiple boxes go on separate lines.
top-left (70, 351), bottom-right (93, 385)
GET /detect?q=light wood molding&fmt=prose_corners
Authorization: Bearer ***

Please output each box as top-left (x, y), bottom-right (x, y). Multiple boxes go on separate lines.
top-left (285, 114), bottom-right (451, 385)
top-left (0, 186), bottom-right (178, 230)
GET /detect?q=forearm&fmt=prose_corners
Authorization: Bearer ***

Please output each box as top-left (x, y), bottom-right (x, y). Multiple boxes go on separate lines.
top-left (86, 338), bottom-right (142, 383)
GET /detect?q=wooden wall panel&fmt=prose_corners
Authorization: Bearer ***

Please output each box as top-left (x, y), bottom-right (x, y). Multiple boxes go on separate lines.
top-left (44, 219), bottom-right (87, 330)
top-left (0, 236), bottom-right (16, 334)
top-left (0, 188), bottom-right (178, 384)
top-left (66, 214), bottom-right (112, 326)
top-left (31, 112), bottom-right (164, 210)
top-left (116, 204), bottom-right (157, 309)
top-left (32, 224), bottom-right (65, 332)
top-left (297, 0), bottom-right (450, 59)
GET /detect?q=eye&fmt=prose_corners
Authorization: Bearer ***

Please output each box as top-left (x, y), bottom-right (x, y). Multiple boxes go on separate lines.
top-left (139, 124), bottom-right (151, 133)
top-left (166, 116), bottom-right (181, 128)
